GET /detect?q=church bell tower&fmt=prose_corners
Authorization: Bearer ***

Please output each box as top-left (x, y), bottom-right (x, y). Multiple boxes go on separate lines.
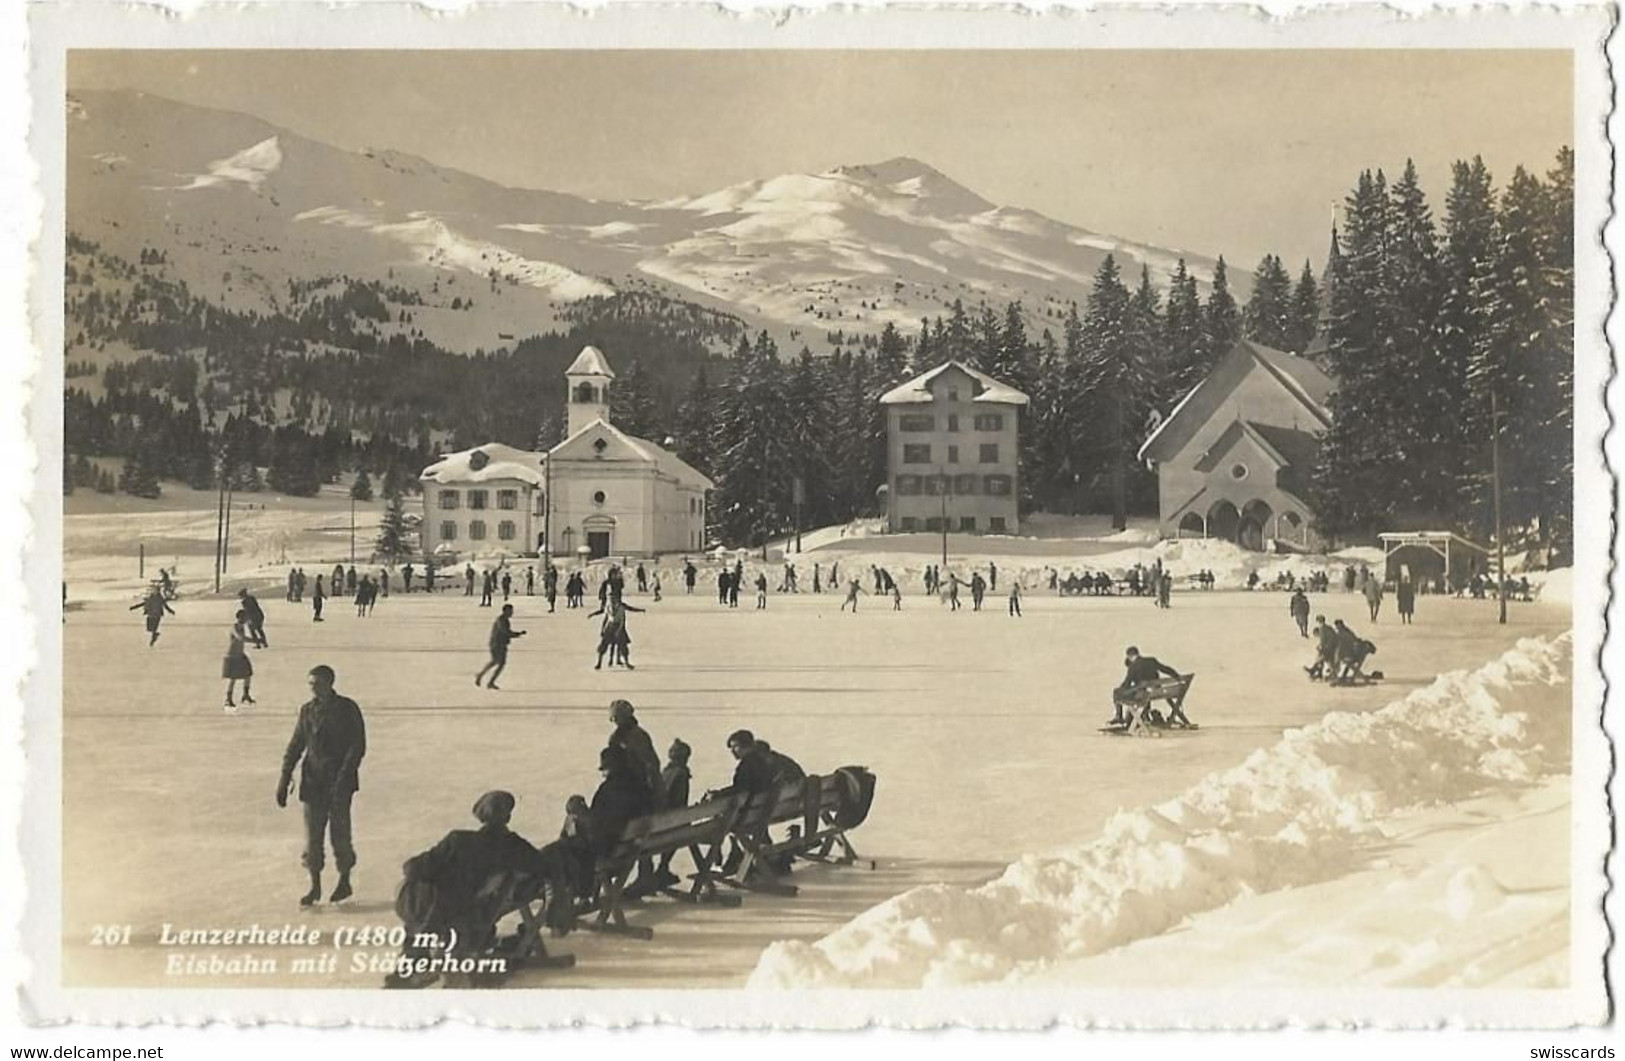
top-left (565, 345), bottom-right (615, 438)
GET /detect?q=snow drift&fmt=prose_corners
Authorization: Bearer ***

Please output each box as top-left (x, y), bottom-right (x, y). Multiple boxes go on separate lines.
top-left (748, 633), bottom-right (1572, 988)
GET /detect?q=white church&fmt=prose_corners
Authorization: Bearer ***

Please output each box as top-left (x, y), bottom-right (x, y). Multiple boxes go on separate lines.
top-left (418, 346), bottom-right (714, 561)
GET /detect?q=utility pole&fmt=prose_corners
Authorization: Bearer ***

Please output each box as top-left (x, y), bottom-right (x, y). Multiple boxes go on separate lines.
top-left (792, 476), bottom-right (804, 554)
top-left (213, 451), bottom-right (226, 594)
top-left (350, 493), bottom-right (356, 564)
top-left (1491, 389), bottom-right (1507, 625)
top-left (222, 476), bottom-right (234, 575)
top-left (542, 452), bottom-right (552, 567)
top-left (939, 470), bottom-right (950, 570)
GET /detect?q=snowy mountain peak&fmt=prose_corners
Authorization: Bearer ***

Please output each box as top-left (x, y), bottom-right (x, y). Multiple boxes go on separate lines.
top-left (832, 157), bottom-right (993, 215)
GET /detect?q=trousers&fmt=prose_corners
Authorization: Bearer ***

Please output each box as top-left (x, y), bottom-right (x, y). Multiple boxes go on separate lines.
top-left (301, 789), bottom-right (356, 873)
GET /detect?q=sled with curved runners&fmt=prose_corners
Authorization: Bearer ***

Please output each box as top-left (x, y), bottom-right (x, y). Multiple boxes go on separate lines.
top-left (1100, 674), bottom-right (1197, 737)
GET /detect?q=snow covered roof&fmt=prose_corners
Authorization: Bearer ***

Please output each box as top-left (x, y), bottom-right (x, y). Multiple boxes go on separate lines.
top-left (550, 418), bottom-right (714, 491)
top-left (1138, 340), bottom-right (1332, 464)
top-left (567, 345), bottom-right (616, 379)
top-left (879, 360), bottom-right (1029, 406)
top-left (420, 442), bottom-right (546, 487)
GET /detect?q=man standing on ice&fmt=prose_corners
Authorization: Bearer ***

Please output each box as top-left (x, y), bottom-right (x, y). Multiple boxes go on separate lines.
top-left (311, 574), bottom-right (326, 622)
top-left (1363, 574), bottom-right (1384, 622)
top-left (475, 603), bottom-right (525, 690)
top-left (1008, 581), bottom-right (1022, 617)
top-left (840, 577), bottom-right (865, 613)
top-left (130, 586), bottom-right (175, 646)
top-left (277, 665), bottom-right (366, 906)
top-left (1289, 588), bottom-right (1311, 637)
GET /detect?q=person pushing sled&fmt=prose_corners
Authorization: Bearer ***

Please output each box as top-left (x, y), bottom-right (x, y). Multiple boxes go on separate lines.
top-left (1102, 646), bottom-right (1196, 736)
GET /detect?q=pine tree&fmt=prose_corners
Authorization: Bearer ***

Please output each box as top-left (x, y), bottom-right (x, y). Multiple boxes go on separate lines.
top-left (374, 491), bottom-right (415, 564)
top-left (1384, 159), bottom-right (1449, 524)
top-left (1439, 157), bottom-right (1500, 528)
top-left (610, 358), bottom-right (661, 440)
top-left (350, 467), bottom-right (374, 501)
top-left (96, 468), bottom-right (115, 494)
top-left (784, 348), bottom-right (837, 531)
top-left (1077, 255), bottom-right (1146, 530)
top-left (1242, 253), bottom-right (1294, 350)
top-left (1161, 260), bottom-right (1206, 408)
top-left (711, 332), bottom-right (795, 545)
top-left (1287, 261), bottom-right (1320, 353)
top-left (973, 304), bottom-right (1003, 376)
top-left (674, 365), bottom-right (716, 477)
top-left (117, 450), bottom-right (161, 499)
top-left (1202, 256), bottom-right (1242, 366)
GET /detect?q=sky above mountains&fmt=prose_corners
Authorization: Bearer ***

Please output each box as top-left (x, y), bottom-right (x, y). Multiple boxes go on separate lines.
top-left (69, 49), bottom-right (1571, 272)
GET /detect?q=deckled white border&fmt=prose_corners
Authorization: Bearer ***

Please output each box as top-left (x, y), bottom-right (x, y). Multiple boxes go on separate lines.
top-left (10, 0), bottom-right (1615, 1031)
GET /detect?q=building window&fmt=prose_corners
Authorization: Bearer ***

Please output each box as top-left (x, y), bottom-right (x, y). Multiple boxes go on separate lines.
top-left (899, 413), bottom-right (934, 432)
top-left (497, 489), bottom-right (518, 510)
top-left (690, 498), bottom-right (698, 514)
top-left (946, 414), bottom-right (959, 432)
top-left (989, 516), bottom-right (1007, 533)
top-left (902, 444), bottom-right (931, 464)
top-left (469, 489), bottom-right (489, 510)
top-left (925, 516), bottom-right (944, 532)
top-left (979, 443), bottom-right (1000, 464)
top-left (947, 444), bottom-right (959, 464)
top-left (974, 413), bottom-right (1004, 432)
top-left (440, 521), bottom-right (457, 541)
top-left (439, 490), bottom-right (460, 510)
top-left (948, 388), bottom-right (960, 401)
top-left (954, 473), bottom-right (978, 495)
top-left (959, 516), bottom-right (977, 532)
top-left (1231, 463), bottom-right (1249, 480)
top-left (985, 474), bottom-right (1013, 496)
top-left (593, 490), bottom-right (607, 505)
top-left (900, 517), bottom-right (918, 532)
top-left (498, 520), bottom-right (516, 541)
top-left (895, 475), bottom-right (922, 496)
top-left (592, 437), bottom-right (608, 455)
top-left (924, 475), bottom-right (948, 496)
top-left (469, 520), bottom-right (487, 541)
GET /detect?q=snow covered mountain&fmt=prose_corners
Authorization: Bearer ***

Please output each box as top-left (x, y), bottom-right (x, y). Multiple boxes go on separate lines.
top-left (67, 89), bottom-right (1239, 353)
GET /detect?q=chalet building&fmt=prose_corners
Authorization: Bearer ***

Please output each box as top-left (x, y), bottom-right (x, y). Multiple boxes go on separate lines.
top-left (420, 346), bottom-right (713, 561)
top-left (879, 360), bottom-right (1028, 535)
top-left (1137, 339), bottom-right (1334, 551)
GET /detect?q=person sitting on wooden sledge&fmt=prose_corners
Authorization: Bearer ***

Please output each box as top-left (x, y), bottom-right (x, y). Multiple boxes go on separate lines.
top-left (1110, 646), bottom-right (1187, 728)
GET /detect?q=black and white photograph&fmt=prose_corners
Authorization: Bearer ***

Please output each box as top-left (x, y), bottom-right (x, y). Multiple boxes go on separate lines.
top-left (11, 0), bottom-right (1615, 1039)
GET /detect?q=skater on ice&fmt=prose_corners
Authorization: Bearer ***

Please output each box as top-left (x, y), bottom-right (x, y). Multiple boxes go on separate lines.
top-left (475, 604), bottom-right (526, 690)
top-left (1008, 581), bottom-right (1022, 617)
top-left (130, 585), bottom-right (175, 646)
top-left (311, 574), bottom-right (326, 622)
top-left (222, 609), bottom-right (256, 710)
top-left (1397, 576), bottom-right (1417, 625)
top-left (276, 664), bottom-right (366, 907)
top-left (839, 577), bottom-right (865, 613)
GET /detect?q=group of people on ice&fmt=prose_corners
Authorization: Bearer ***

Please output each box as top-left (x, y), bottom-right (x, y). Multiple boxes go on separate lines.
top-left (380, 699), bottom-right (810, 987)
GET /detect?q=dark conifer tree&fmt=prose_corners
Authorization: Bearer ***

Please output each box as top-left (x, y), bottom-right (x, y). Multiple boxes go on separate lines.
top-left (1242, 253), bottom-right (1294, 350)
top-left (1077, 255), bottom-right (1144, 530)
top-left (1287, 261), bottom-right (1321, 354)
top-left (1202, 256), bottom-right (1242, 366)
top-left (349, 467), bottom-right (374, 501)
top-left (1161, 260), bottom-right (1206, 408)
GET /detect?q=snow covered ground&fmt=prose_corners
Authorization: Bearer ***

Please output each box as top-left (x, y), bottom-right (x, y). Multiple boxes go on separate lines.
top-left (749, 631), bottom-right (1574, 989)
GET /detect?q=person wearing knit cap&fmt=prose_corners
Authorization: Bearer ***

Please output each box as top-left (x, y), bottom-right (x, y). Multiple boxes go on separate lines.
top-left (589, 745), bottom-right (654, 861)
top-left (389, 790), bottom-right (556, 989)
top-left (607, 700), bottom-right (662, 806)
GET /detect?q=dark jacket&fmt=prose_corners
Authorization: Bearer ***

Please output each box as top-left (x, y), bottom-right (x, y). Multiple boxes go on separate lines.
top-left (660, 763), bottom-right (692, 810)
top-left (610, 721), bottom-right (662, 797)
top-left (281, 694), bottom-right (366, 800)
top-left (402, 824), bottom-right (542, 896)
top-left (241, 593), bottom-right (265, 622)
top-left (590, 769), bottom-right (654, 854)
top-left (1121, 656), bottom-right (1179, 688)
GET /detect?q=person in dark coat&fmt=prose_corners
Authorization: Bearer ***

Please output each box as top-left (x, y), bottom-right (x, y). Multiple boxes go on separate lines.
top-left (1289, 588), bottom-right (1311, 638)
top-left (501, 570), bottom-right (513, 602)
top-left (653, 740), bottom-right (693, 887)
top-left (388, 790), bottom-right (568, 989)
top-left (607, 700), bottom-right (662, 804)
top-left (424, 558), bottom-right (436, 593)
top-left (970, 572), bottom-right (986, 611)
top-left (684, 560), bottom-right (697, 594)
top-left (476, 604), bottom-right (526, 690)
top-left (332, 564), bottom-right (346, 598)
top-left (1306, 615), bottom-right (1336, 679)
top-left (465, 564), bottom-right (477, 596)
top-left (130, 587), bottom-right (175, 647)
top-left (346, 565), bottom-right (358, 596)
top-left (277, 665), bottom-right (366, 906)
top-left (1110, 646), bottom-right (1181, 726)
top-left (589, 746), bottom-right (654, 863)
top-left (403, 563), bottom-right (415, 594)
top-left (311, 574), bottom-right (326, 622)
top-left (1396, 578), bottom-right (1417, 625)
top-left (716, 731), bottom-right (804, 875)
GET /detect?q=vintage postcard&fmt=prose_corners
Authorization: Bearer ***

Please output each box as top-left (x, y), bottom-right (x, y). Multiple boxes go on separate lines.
top-left (16, 0), bottom-right (1614, 1031)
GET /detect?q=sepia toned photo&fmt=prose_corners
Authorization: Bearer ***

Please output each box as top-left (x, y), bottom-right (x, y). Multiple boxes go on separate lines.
top-left (18, 1), bottom-right (1613, 1031)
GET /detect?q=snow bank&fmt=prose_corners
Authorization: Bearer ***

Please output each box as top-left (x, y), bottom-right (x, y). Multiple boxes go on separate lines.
top-left (748, 632), bottom-right (1572, 988)
top-left (1525, 567), bottom-right (1573, 605)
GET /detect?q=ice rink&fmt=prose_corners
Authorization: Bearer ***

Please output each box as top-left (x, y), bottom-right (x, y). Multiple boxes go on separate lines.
top-left (59, 581), bottom-right (1570, 988)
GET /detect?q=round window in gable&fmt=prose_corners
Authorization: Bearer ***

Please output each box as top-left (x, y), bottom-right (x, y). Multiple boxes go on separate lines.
top-left (468, 450), bottom-right (490, 472)
top-left (592, 438), bottom-right (608, 455)
top-left (593, 490), bottom-right (607, 505)
top-left (1230, 463), bottom-right (1249, 481)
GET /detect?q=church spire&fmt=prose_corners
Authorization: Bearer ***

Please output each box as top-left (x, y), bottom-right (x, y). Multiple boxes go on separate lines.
top-left (566, 345), bottom-right (615, 438)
